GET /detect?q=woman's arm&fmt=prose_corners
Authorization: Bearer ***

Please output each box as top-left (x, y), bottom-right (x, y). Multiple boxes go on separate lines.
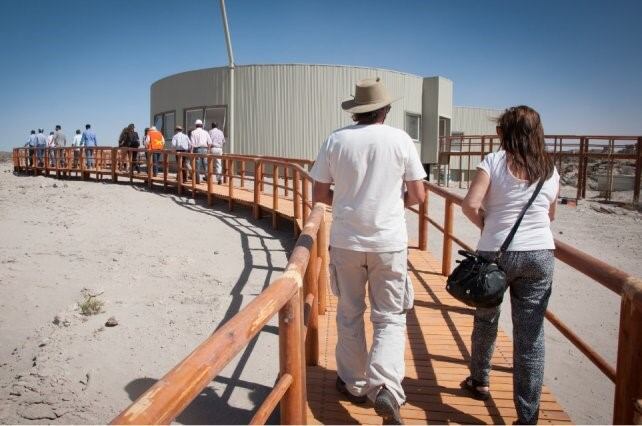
top-left (549, 184), bottom-right (560, 221)
top-left (462, 170), bottom-right (490, 229)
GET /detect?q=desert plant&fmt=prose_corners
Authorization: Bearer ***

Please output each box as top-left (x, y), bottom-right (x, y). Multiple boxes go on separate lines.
top-left (79, 295), bottom-right (104, 316)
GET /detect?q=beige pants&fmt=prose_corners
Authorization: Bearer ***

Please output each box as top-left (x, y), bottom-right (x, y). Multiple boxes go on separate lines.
top-left (330, 246), bottom-right (414, 405)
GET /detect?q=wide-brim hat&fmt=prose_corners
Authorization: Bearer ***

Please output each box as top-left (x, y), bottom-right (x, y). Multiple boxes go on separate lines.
top-left (341, 77), bottom-right (400, 114)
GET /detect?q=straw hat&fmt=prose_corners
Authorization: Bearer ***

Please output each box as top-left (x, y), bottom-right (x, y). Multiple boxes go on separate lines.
top-left (341, 77), bottom-right (400, 113)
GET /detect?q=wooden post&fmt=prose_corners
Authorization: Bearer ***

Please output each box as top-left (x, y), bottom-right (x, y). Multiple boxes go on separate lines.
top-left (177, 153), bottom-right (183, 196)
top-left (633, 137), bottom-right (641, 204)
top-left (191, 155), bottom-right (196, 197)
top-left (442, 199), bottom-right (454, 276)
top-left (260, 163), bottom-right (265, 192)
top-left (147, 152), bottom-right (153, 189)
top-left (293, 169), bottom-right (301, 221)
top-left (227, 158), bottom-right (234, 211)
top-left (613, 277), bottom-right (642, 424)
top-left (163, 152), bottom-right (168, 190)
top-left (304, 232), bottom-right (319, 366)
top-left (284, 167), bottom-right (289, 197)
top-left (111, 149), bottom-right (117, 182)
top-left (577, 137), bottom-right (585, 200)
top-left (279, 291), bottom-right (306, 425)
top-left (240, 161), bottom-right (245, 188)
top-left (302, 178), bottom-right (310, 224)
top-left (273, 165), bottom-right (279, 229)
top-left (44, 148), bottom-right (49, 176)
top-left (317, 211), bottom-right (328, 315)
top-left (207, 156), bottom-right (213, 206)
top-left (253, 161), bottom-right (262, 219)
top-left (418, 190), bottom-right (428, 251)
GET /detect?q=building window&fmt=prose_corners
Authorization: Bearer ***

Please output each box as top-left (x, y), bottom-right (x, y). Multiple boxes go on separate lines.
top-left (153, 111), bottom-right (176, 142)
top-left (184, 106), bottom-right (227, 134)
top-left (405, 113), bottom-right (421, 141)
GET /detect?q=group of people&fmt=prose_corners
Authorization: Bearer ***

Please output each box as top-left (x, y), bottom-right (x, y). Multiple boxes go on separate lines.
top-left (24, 125), bottom-right (97, 168)
top-left (115, 120), bottom-right (226, 183)
top-left (24, 120), bottom-right (226, 184)
top-left (311, 78), bottom-right (559, 425)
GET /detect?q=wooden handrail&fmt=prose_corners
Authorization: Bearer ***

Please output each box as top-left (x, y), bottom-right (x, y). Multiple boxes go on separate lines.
top-left (416, 179), bottom-right (642, 424)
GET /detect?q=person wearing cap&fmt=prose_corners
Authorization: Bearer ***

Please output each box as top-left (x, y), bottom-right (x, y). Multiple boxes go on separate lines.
top-left (189, 119), bottom-right (212, 184)
top-left (171, 125), bottom-right (192, 181)
top-left (310, 77), bottom-right (426, 424)
top-left (208, 122), bottom-right (225, 184)
top-left (145, 126), bottom-right (165, 177)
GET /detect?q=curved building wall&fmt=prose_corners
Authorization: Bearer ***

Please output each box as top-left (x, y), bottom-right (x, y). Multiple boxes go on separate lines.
top-left (151, 64), bottom-right (424, 160)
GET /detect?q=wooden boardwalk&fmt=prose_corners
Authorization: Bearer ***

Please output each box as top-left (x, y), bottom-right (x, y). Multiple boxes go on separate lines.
top-left (21, 163), bottom-right (572, 424)
top-left (306, 248), bottom-right (571, 425)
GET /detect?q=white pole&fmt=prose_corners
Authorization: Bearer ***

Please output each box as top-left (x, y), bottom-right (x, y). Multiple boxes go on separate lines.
top-left (219, 0), bottom-right (235, 154)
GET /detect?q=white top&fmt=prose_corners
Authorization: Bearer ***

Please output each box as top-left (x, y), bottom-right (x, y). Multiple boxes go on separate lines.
top-left (190, 127), bottom-right (211, 149)
top-left (477, 150), bottom-right (560, 252)
top-left (47, 135), bottom-right (54, 147)
top-left (208, 128), bottom-right (225, 149)
top-left (171, 132), bottom-right (190, 151)
top-left (310, 124), bottom-right (426, 252)
top-left (72, 134), bottom-right (82, 147)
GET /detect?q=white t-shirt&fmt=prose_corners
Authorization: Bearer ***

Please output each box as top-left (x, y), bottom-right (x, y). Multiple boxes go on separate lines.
top-left (477, 150), bottom-right (560, 252)
top-left (310, 124), bottom-right (426, 252)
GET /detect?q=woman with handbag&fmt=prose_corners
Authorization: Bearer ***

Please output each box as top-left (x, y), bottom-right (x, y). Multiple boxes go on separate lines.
top-left (459, 105), bottom-right (559, 425)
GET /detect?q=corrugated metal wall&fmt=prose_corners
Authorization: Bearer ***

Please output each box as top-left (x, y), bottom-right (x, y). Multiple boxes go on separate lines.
top-left (449, 107), bottom-right (503, 170)
top-left (150, 68), bottom-right (229, 127)
top-left (452, 106), bottom-right (502, 135)
top-left (234, 64), bottom-right (423, 159)
top-left (151, 64), bottom-right (424, 160)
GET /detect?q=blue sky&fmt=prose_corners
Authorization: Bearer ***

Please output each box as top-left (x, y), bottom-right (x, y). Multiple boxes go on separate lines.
top-left (1, 0), bottom-right (641, 151)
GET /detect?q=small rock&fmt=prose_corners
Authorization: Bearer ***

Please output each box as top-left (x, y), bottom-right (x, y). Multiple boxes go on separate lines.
top-left (105, 317), bottom-right (118, 327)
top-left (38, 339), bottom-right (49, 347)
top-left (53, 314), bottom-right (71, 327)
top-left (52, 183), bottom-right (58, 188)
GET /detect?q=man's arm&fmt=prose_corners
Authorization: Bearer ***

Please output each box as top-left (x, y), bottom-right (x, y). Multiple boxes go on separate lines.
top-left (404, 179), bottom-right (426, 208)
top-left (313, 181), bottom-right (333, 206)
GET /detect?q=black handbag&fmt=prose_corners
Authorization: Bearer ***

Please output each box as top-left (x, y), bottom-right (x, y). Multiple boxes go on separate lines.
top-left (446, 179), bottom-right (545, 308)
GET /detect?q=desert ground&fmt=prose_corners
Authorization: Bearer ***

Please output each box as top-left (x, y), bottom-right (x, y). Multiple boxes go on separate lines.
top-left (0, 158), bottom-right (641, 424)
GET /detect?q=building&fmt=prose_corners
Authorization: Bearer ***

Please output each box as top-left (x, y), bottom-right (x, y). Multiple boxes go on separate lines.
top-left (150, 63), bottom-right (498, 172)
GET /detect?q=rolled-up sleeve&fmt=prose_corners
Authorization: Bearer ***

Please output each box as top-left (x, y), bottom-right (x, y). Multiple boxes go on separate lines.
top-left (309, 138), bottom-right (333, 183)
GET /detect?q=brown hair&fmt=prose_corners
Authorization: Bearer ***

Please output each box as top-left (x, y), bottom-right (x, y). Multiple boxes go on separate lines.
top-left (352, 105), bottom-right (391, 124)
top-left (497, 105), bottom-right (553, 184)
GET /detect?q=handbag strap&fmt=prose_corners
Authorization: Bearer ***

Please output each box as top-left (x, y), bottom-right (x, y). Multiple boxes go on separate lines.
top-left (495, 178), bottom-right (546, 259)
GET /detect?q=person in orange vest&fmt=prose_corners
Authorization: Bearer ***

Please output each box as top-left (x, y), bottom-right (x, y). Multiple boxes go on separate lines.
top-left (145, 126), bottom-right (165, 177)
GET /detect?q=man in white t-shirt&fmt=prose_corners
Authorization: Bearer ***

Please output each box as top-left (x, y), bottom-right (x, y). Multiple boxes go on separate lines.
top-left (310, 77), bottom-right (426, 424)
top-left (208, 122), bottom-right (225, 184)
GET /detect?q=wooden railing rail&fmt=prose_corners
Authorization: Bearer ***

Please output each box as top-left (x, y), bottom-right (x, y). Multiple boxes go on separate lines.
top-left (12, 147), bottom-right (330, 425)
top-left (415, 179), bottom-right (642, 424)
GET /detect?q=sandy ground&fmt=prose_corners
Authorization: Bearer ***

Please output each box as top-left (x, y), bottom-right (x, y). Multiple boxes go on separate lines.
top-left (0, 161), bottom-right (292, 424)
top-left (405, 183), bottom-right (642, 424)
top-left (1, 159), bottom-right (641, 424)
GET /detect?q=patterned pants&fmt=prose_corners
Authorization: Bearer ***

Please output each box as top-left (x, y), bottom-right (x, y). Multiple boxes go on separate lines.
top-left (469, 250), bottom-right (554, 425)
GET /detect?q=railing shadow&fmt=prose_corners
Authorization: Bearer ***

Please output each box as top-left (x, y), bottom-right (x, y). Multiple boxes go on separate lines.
top-left (117, 184), bottom-right (294, 423)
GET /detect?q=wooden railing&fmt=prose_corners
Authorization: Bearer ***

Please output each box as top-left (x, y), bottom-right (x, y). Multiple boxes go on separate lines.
top-left (12, 147), bottom-right (328, 425)
top-left (411, 180), bottom-right (642, 425)
top-left (437, 134), bottom-right (642, 204)
top-left (11, 146), bottom-right (642, 423)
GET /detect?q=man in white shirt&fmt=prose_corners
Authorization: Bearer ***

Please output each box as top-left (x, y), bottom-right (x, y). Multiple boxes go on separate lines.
top-left (310, 78), bottom-right (426, 425)
top-left (208, 122), bottom-right (225, 184)
top-left (47, 131), bottom-right (55, 167)
top-left (171, 125), bottom-right (192, 181)
top-left (189, 119), bottom-right (211, 184)
top-left (71, 129), bottom-right (82, 168)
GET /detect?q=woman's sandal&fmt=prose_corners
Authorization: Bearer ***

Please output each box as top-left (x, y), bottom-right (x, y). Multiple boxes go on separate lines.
top-left (460, 376), bottom-right (490, 401)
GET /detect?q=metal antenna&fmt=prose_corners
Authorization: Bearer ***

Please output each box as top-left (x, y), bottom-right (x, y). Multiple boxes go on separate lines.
top-left (219, 0), bottom-right (235, 153)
